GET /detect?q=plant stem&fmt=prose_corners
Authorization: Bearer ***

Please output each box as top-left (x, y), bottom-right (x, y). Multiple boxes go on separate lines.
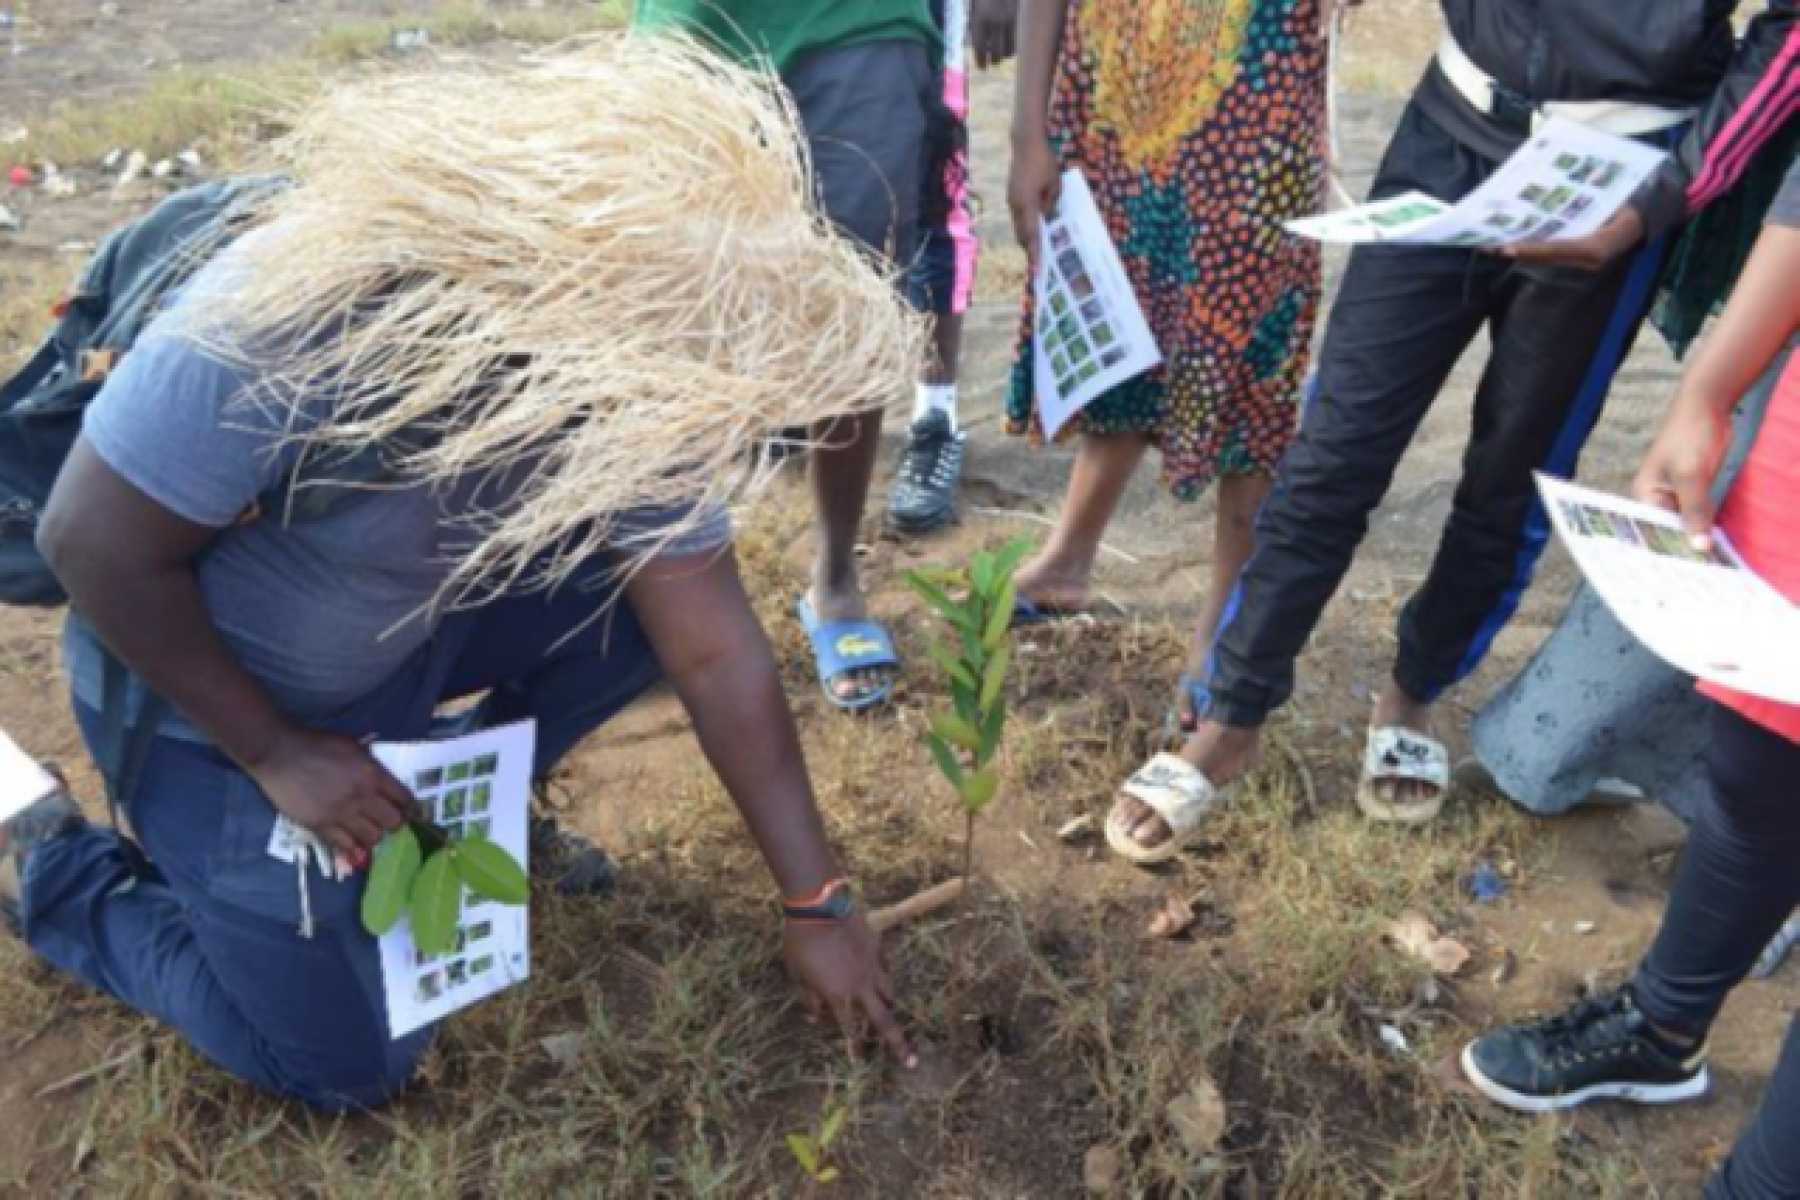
top-left (961, 805), bottom-right (975, 900)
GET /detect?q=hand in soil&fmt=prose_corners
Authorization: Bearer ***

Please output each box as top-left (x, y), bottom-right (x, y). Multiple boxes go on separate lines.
top-left (784, 911), bottom-right (915, 1068)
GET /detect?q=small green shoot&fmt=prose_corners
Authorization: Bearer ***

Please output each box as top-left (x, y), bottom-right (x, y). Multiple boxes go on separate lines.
top-left (785, 1101), bottom-right (849, 1188)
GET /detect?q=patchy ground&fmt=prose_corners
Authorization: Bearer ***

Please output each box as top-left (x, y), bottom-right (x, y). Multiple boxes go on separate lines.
top-left (0, 2), bottom-right (1792, 1196)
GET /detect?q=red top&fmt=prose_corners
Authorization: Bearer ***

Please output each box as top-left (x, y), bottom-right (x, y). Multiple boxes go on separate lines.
top-left (1698, 351), bottom-right (1800, 744)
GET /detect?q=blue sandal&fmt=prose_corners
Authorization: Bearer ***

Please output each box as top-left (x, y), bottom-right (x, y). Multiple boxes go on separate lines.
top-left (796, 597), bottom-right (900, 711)
top-left (1010, 595), bottom-right (1085, 629)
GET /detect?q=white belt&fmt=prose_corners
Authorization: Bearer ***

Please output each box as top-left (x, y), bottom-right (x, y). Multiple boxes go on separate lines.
top-left (1436, 35), bottom-right (1695, 137)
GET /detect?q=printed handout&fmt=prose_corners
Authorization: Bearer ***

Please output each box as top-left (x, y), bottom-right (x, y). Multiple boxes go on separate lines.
top-left (0, 728), bottom-right (61, 826)
top-left (1288, 118), bottom-right (1666, 248)
top-left (1033, 170), bottom-right (1162, 440)
top-left (374, 720), bottom-right (534, 1039)
top-left (1537, 475), bottom-right (1800, 704)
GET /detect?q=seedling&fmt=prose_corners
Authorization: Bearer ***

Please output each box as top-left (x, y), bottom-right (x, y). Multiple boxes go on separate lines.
top-left (785, 1100), bottom-right (848, 1189)
top-left (360, 821), bottom-right (528, 954)
top-left (904, 537), bottom-right (1030, 892)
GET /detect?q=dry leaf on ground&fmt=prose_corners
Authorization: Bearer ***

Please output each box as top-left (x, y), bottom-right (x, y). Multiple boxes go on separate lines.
top-left (1165, 1076), bottom-right (1227, 1154)
top-left (1384, 911), bottom-right (1471, 975)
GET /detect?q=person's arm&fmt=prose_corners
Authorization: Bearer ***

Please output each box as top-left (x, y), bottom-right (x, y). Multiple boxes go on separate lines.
top-left (622, 547), bottom-right (913, 1066)
top-left (1509, 8), bottom-right (1798, 270)
top-left (38, 439), bottom-right (412, 858)
top-left (1006, 0), bottom-right (1070, 264)
top-left (1633, 222), bottom-right (1800, 543)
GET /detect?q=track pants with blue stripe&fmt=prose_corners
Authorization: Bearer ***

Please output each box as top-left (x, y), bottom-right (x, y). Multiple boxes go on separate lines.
top-left (1202, 98), bottom-right (1675, 728)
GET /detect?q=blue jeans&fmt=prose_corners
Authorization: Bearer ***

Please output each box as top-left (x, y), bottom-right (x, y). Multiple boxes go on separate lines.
top-left (19, 585), bottom-right (660, 1110)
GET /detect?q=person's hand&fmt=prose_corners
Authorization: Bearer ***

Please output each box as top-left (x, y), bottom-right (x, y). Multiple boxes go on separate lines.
top-left (1008, 134), bottom-right (1061, 272)
top-left (784, 910), bottom-right (915, 1067)
top-left (246, 726), bottom-right (414, 862)
top-left (1632, 395), bottom-right (1732, 552)
top-left (969, 0), bottom-right (1018, 69)
top-left (1499, 206), bottom-right (1645, 271)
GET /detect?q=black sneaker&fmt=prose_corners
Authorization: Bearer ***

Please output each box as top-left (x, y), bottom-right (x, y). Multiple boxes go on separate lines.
top-left (528, 814), bottom-right (616, 897)
top-left (0, 777), bottom-right (84, 934)
top-left (1461, 986), bottom-right (1710, 1112)
top-left (887, 410), bottom-right (965, 533)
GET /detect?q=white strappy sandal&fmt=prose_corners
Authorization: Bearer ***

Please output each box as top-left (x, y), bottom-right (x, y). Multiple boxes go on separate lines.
top-left (1357, 726), bottom-right (1451, 825)
top-left (1106, 752), bottom-right (1224, 866)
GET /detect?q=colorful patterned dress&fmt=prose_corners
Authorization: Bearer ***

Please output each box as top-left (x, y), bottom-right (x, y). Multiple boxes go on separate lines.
top-left (1005, 0), bottom-right (1325, 500)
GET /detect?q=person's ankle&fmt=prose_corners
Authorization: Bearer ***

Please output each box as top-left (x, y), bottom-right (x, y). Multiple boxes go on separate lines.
top-left (1181, 720), bottom-right (1259, 783)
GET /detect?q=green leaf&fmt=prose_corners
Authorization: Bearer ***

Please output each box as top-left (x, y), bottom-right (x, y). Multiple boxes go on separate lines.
top-left (982, 577), bottom-right (1016, 651)
top-left (410, 818), bottom-right (450, 856)
top-left (925, 732), bottom-right (965, 790)
top-left (819, 1105), bottom-right (847, 1148)
top-left (453, 834), bottom-right (529, 905)
top-left (926, 639), bottom-right (978, 692)
top-left (978, 693), bottom-right (1006, 765)
top-left (951, 677), bottom-right (981, 726)
top-left (960, 765), bottom-right (999, 814)
top-left (817, 1167), bottom-right (841, 1184)
top-left (970, 551), bottom-right (995, 597)
top-left (993, 537), bottom-right (1034, 583)
top-left (786, 1134), bottom-right (820, 1176)
top-left (979, 644), bottom-right (1010, 714)
top-left (904, 571), bottom-right (974, 632)
top-left (930, 710), bottom-right (982, 753)
top-left (409, 849), bottom-right (463, 957)
top-left (361, 825), bottom-right (422, 936)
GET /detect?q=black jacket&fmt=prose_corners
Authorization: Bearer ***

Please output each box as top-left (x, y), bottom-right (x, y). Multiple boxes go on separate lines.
top-left (1422, 0), bottom-right (1797, 238)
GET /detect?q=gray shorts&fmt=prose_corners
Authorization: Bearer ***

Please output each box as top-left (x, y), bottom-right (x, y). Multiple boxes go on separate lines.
top-left (783, 39), bottom-right (933, 267)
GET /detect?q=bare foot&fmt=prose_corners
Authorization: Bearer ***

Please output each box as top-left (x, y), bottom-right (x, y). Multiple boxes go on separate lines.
top-left (1012, 554), bottom-right (1092, 615)
top-left (1366, 681), bottom-right (1443, 814)
top-left (1113, 720), bottom-right (1261, 851)
top-left (805, 576), bottom-right (895, 706)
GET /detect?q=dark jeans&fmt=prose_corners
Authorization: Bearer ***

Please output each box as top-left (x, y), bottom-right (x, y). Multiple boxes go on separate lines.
top-left (1201, 99), bottom-right (1677, 726)
top-left (1630, 705), bottom-right (1800, 1199)
top-left (20, 586), bottom-right (660, 1110)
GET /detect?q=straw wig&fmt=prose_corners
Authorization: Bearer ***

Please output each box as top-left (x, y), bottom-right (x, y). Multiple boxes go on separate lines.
top-left (177, 33), bottom-right (924, 605)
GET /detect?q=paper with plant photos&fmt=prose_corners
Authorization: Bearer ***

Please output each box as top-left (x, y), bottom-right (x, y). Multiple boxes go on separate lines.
top-left (1287, 118), bottom-right (1665, 247)
top-left (1032, 170), bottom-right (1162, 440)
top-left (1537, 475), bottom-right (1800, 704)
top-left (374, 720), bottom-right (534, 1039)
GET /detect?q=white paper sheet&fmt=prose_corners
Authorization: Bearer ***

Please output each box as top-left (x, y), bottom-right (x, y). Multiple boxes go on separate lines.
top-left (1032, 170), bottom-right (1162, 440)
top-left (373, 719), bottom-right (534, 1039)
top-left (1288, 118), bottom-right (1666, 247)
top-left (0, 729), bottom-right (60, 826)
top-left (1537, 475), bottom-right (1800, 704)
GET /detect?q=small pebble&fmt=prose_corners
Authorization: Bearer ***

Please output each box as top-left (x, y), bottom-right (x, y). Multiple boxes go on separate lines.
top-left (1574, 920), bottom-right (1597, 935)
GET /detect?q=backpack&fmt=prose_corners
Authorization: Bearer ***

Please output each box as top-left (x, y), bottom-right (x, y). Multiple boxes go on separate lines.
top-left (0, 175), bottom-right (288, 606)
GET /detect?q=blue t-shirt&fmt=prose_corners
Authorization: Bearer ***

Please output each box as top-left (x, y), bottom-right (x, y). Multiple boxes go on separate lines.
top-left (64, 253), bottom-right (728, 739)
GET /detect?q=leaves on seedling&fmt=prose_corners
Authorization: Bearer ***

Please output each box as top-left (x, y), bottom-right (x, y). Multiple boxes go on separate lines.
top-left (993, 536), bottom-right (1033, 582)
top-left (904, 571), bottom-right (973, 633)
top-left (961, 765), bottom-right (999, 814)
top-left (410, 818), bottom-right (449, 856)
top-left (982, 577), bottom-right (1016, 651)
top-left (979, 645), bottom-right (1010, 713)
top-left (786, 1134), bottom-right (820, 1177)
top-left (931, 711), bottom-right (982, 753)
top-left (819, 1106), bottom-right (848, 1149)
top-left (971, 551), bottom-right (995, 596)
top-left (926, 732), bottom-right (965, 789)
top-left (817, 1168), bottom-right (841, 1184)
top-left (951, 678), bottom-right (981, 727)
top-left (454, 833), bottom-right (529, 905)
top-left (927, 639), bottom-right (978, 692)
top-left (978, 694), bottom-right (1006, 764)
top-left (410, 849), bottom-right (463, 957)
top-left (361, 824), bottom-right (422, 936)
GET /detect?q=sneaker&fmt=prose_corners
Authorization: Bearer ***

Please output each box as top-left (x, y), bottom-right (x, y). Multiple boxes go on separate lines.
top-left (886, 410), bottom-right (966, 533)
top-left (1461, 986), bottom-right (1710, 1113)
top-left (0, 777), bottom-right (84, 934)
top-left (528, 814), bottom-right (616, 897)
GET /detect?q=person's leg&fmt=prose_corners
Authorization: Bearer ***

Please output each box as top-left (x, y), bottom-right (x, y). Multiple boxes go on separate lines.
top-left (1116, 100), bottom-right (1499, 850)
top-left (1177, 470), bottom-right (1274, 730)
top-left (1374, 221), bottom-right (1677, 813)
top-left (1462, 704), bottom-right (1800, 1115)
top-left (1014, 432), bottom-right (1149, 611)
top-left (19, 712), bottom-right (426, 1110)
top-left (784, 41), bottom-right (932, 702)
top-left (1708, 1016), bottom-right (1800, 1199)
top-left (1632, 706), bottom-right (1800, 1038)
